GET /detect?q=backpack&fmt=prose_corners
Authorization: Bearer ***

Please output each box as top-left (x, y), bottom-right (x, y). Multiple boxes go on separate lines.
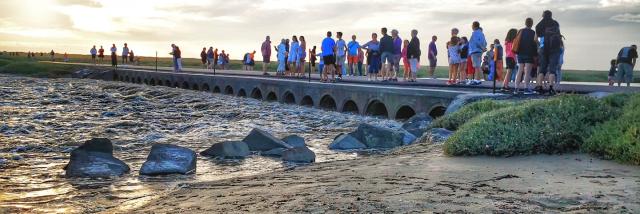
top-left (544, 24), bottom-right (562, 52)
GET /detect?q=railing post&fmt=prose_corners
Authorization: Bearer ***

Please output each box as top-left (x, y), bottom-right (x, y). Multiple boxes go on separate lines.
top-left (308, 52), bottom-right (311, 82)
top-left (155, 51), bottom-right (158, 72)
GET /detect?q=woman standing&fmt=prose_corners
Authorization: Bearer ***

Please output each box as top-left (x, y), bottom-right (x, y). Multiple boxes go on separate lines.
top-left (447, 36), bottom-right (461, 85)
top-left (276, 39), bottom-right (287, 76)
top-left (287, 36), bottom-right (300, 77)
top-left (110, 44), bottom-right (117, 67)
top-left (401, 40), bottom-right (410, 81)
top-left (458, 37), bottom-right (469, 84)
top-left (361, 33), bottom-right (381, 81)
top-left (298, 36), bottom-right (307, 78)
top-left (502, 29), bottom-right (518, 91)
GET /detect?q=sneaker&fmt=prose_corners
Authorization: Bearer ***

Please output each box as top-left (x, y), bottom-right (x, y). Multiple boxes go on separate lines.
top-left (446, 80), bottom-right (454, 86)
top-left (548, 86), bottom-right (557, 95)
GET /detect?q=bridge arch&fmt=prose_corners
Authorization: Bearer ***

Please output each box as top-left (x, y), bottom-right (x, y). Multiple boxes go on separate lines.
top-left (136, 77), bottom-right (142, 84)
top-left (237, 89), bottom-right (247, 97)
top-left (282, 91), bottom-right (296, 104)
top-left (251, 88), bottom-right (263, 100)
top-left (213, 86), bottom-right (221, 93)
top-left (202, 83), bottom-right (210, 92)
top-left (266, 91), bottom-right (278, 102)
top-left (113, 73), bottom-right (119, 81)
top-left (395, 105), bottom-right (416, 120)
top-left (173, 81), bottom-right (180, 88)
top-left (319, 95), bottom-right (337, 111)
top-left (180, 82), bottom-right (189, 89)
top-left (429, 105), bottom-right (447, 119)
top-left (342, 100), bottom-right (359, 114)
top-left (300, 95), bottom-right (314, 107)
top-left (224, 85), bottom-right (234, 95)
top-left (125, 76), bottom-right (130, 82)
top-left (191, 83), bottom-right (199, 91)
top-left (143, 78), bottom-right (149, 85)
top-left (149, 78), bottom-right (156, 86)
top-left (165, 80), bottom-right (171, 87)
top-left (365, 99), bottom-right (388, 118)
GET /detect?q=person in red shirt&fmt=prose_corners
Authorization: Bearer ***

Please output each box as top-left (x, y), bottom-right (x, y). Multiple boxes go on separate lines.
top-left (98, 46), bottom-right (105, 64)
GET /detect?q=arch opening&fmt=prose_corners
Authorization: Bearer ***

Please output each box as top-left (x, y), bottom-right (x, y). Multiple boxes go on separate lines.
top-left (125, 76), bottom-right (130, 82)
top-left (192, 84), bottom-right (199, 91)
top-left (365, 100), bottom-right (389, 118)
top-left (164, 80), bottom-right (171, 87)
top-left (237, 89), bottom-right (247, 97)
top-left (342, 100), bottom-right (359, 113)
top-left (266, 92), bottom-right (278, 102)
top-left (251, 88), bottom-right (263, 100)
top-left (301, 96), bottom-right (314, 107)
top-left (149, 79), bottom-right (156, 86)
top-left (395, 106), bottom-right (416, 120)
top-left (319, 95), bottom-right (337, 111)
top-left (224, 86), bottom-right (234, 95)
top-left (143, 79), bottom-right (149, 85)
top-left (202, 84), bottom-right (210, 92)
top-left (283, 92), bottom-right (295, 104)
top-left (182, 82), bottom-right (189, 89)
top-left (213, 86), bottom-right (221, 93)
top-left (429, 106), bottom-right (447, 119)
top-left (113, 73), bottom-right (119, 81)
top-left (136, 77), bottom-right (142, 84)
top-left (173, 82), bottom-right (180, 88)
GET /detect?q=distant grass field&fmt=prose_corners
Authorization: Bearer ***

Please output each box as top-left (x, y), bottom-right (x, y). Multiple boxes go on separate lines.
top-left (1, 52), bottom-right (637, 83)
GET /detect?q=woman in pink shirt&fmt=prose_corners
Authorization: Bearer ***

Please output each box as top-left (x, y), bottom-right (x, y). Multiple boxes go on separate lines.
top-left (401, 40), bottom-right (410, 81)
top-left (502, 29), bottom-right (518, 91)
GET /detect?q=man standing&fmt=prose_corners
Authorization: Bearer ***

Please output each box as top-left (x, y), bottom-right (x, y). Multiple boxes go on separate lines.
top-left (98, 46), bottom-right (105, 64)
top-left (379, 27), bottom-right (394, 82)
top-left (616, 45), bottom-right (638, 87)
top-left (261, 36), bottom-right (272, 75)
top-left (428, 36), bottom-right (438, 79)
top-left (347, 35), bottom-right (360, 76)
top-left (321, 31), bottom-right (337, 82)
top-left (468, 21), bottom-right (487, 85)
top-left (535, 10), bottom-right (562, 94)
top-left (90, 45), bottom-right (97, 65)
top-left (122, 43), bottom-right (129, 65)
top-left (391, 29), bottom-right (402, 82)
top-left (407, 29), bottom-right (421, 82)
top-left (335, 32), bottom-right (347, 80)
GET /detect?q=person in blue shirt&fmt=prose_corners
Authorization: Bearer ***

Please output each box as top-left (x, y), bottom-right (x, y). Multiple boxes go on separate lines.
top-left (362, 33), bottom-right (381, 81)
top-left (321, 31), bottom-right (337, 82)
top-left (90, 45), bottom-right (97, 65)
top-left (468, 21), bottom-right (487, 85)
top-left (288, 36), bottom-right (300, 77)
top-left (347, 35), bottom-right (360, 77)
top-left (335, 32), bottom-right (347, 80)
top-left (616, 45), bottom-right (638, 87)
top-left (276, 39), bottom-right (287, 76)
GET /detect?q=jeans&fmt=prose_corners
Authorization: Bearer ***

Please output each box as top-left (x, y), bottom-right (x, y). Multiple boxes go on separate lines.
top-left (617, 63), bottom-right (634, 84)
top-left (357, 62), bottom-right (363, 76)
top-left (381, 52), bottom-right (393, 64)
top-left (538, 49), bottom-right (560, 76)
top-left (409, 58), bottom-right (419, 74)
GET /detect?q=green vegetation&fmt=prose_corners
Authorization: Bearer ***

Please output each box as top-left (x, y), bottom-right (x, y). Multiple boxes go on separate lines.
top-left (0, 56), bottom-right (86, 78)
top-left (583, 94), bottom-right (640, 165)
top-left (430, 99), bottom-right (515, 131)
top-left (443, 95), bottom-right (616, 157)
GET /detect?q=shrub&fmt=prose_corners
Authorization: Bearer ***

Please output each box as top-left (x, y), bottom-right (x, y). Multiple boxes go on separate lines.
top-left (601, 93), bottom-right (632, 109)
top-left (584, 93), bottom-right (640, 165)
top-left (0, 61), bottom-right (83, 78)
top-left (430, 99), bottom-right (514, 131)
top-left (444, 95), bottom-right (615, 156)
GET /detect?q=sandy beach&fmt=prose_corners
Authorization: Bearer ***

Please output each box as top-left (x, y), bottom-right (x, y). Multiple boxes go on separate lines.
top-left (133, 143), bottom-right (640, 213)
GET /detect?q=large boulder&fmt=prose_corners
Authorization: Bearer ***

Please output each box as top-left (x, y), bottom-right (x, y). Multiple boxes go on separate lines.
top-left (200, 141), bottom-right (250, 159)
top-left (420, 128), bottom-right (454, 144)
top-left (242, 128), bottom-right (293, 151)
top-left (282, 147), bottom-right (316, 163)
top-left (328, 133), bottom-right (367, 150)
top-left (446, 93), bottom-right (510, 115)
top-left (350, 123), bottom-right (416, 149)
top-left (261, 148), bottom-right (288, 157)
top-left (401, 113), bottom-right (433, 137)
top-left (140, 144), bottom-right (197, 176)
top-left (281, 135), bottom-right (307, 148)
top-left (64, 138), bottom-right (130, 178)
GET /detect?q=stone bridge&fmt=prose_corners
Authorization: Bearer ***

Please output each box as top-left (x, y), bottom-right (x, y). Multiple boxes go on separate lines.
top-left (109, 68), bottom-right (481, 120)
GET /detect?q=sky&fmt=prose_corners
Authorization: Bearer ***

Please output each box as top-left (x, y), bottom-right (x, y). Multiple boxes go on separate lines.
top-left (0, 0), bottom-right (639, 70)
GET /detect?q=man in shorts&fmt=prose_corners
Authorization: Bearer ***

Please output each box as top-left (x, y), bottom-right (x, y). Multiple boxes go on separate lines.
top-left (391, 29), bottom-right (402, 82)
top-left (468, 21), bottom-right (487, 85)
top-left (335, 32), bottom-right (347, 80)
top-left (379, 27), bottom-right (394, 81)
top-left (347, 35), bottom-right (360, 76)
top-left (261, 36), bottom-right (272, 75)
top-left (616, 45), bottom-right (638, 87)
top-left (321, 31), bottom-right (337, 82)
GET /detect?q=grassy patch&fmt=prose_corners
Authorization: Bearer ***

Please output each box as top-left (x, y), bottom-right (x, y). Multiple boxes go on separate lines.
top-left (583, 94), bottom-right (640, 165)
top-left (430, 99), bottom-right (514, 131)
top-left (443, 95), bottom-right (616, 156)
top-left (0, 57), bottom-right (86, 78)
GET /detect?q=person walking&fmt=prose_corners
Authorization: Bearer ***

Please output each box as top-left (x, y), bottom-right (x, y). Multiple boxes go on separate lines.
top-left (362, 33), bottom-right (381, 81)
top-left (407, 29), bottom-right (421, 82)
top-left (110, 44), bottom-right (117, 67)
top-left (379, 27), bottom-right (394, 82)
top-left (98, 46), bottom-right (105, 64)
top-left (513, 18), bottom-right (539, 95)
top-left (321, 31), bottom-right (337, 82)
top-left (335, 32), bottom-right (347, 80)
top-left (469, 21), bottom-right (487, 85)
top-left (501, 29), bottom-right (518, 91)
top-left (347, 35), bottom-right (360, 77)
top-left (206, 47), bottom-right (214, 70)
top-left (616, 45), bottom-right (638, 87)
top-left (50, 50), bottom-right (55, 61)
top-left (90, 45), bottom-right (97, 65)
top-left (428, 36), bottom-right (438, 79)
top-left (200, 47), bottom-right (207, 69)
top-left (535, 10), bottom-right (562, 95)
top-left (391, 29), bottom-right (402, 81)
top-left (122, 43), bottom-right (129, 65)
top-left (261, 36), bottom-right (272, 75)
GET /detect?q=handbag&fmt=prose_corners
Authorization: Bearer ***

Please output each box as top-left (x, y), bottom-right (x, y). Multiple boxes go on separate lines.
top-left (511, 29), bottom-right (523, 54)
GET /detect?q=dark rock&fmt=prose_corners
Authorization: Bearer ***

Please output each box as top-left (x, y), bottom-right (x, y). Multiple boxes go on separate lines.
top-left (401, 113), bottom-right (433, 137)
top-left (281, 135), bottom-right (306, 148)
top-left (446, 93), bottom-right (510, 115)
top-left (140, 144), bottom-right (197, 176)
top-left (261, 148), bottom-right (287, 157)
top-left (64, 138), bottom-right (130, 178)
top-left (329, 133), bottom-right (367, 150)
top-left (350, 124), bottom-right (417, 149)
top-left (420, 128), bottom-right (454, 144)
top-left (11, 155), bottom-right (23, 161)
top-left (242, 128), bottom-right (293, 151)
top-left (200, 141), bottom-right (250, 159)
top-left (282, 147), bottom-right (316, 163)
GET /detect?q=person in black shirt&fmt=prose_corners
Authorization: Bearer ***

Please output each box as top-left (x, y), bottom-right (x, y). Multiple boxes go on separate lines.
top-left (535, 10), bottom-right (562, 95)
top-left (407, 29), bottom-right (421, 82)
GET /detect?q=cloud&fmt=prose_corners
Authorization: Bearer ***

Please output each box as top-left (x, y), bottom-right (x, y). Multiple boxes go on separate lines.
top-left (610, 13), bottom-right (640, 23)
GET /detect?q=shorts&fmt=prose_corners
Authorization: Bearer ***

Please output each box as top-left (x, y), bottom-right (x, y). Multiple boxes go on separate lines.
top-left (323, 55), bottom-right (336, 65)
top-left (470, 53), bottom-right (482, 68)
top-left (288, 54), bottom-right (299, 63)
top-left (381, 52), bottom-right (393, 64)
top-left (336, 55), bottom-right (346, 66)
top-left (393, 54), bottom-right (402, 65)
top-left (91, 54), bottom-right (96, 59)
top-left (506, 57), bottom-right (516, 69)
top-left (263, 56), bottom-right (270, 63)
top-left (466, 59), bottom-right (474, 76)
top-left (409, 58), bottom-right (419, 74)
top-left (448, 57), bottom-right (460, 65)
top-left (538, 51), bottom-right (560, 75)
top-left (207, 58), bottom-right (214, 64)
top-left (517, 55), bottom-right (534, 64)
top-left (429, 58), bottom-right (437, 68)
top-left (617, 63), bottom-right (634, 83)
top-left (348, 55), bottom-right (359, 64)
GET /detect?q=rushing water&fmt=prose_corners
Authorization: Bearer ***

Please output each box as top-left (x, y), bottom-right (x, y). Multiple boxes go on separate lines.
top-left (0, 75), bottom-right (401, 213)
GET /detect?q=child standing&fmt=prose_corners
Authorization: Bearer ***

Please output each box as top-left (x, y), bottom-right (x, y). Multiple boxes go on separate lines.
top-left (447, 36), bottom-right (461, 85)
top-left (401, 40), bottom-right (410, 81)
top-left (609, 59), bottom-right (617, 86)
top-left (493, 39), bottom-right (504, 82)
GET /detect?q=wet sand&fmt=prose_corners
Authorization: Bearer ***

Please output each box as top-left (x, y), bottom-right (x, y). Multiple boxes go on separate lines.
top-left (134, 143), bottom-right (640, 213)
